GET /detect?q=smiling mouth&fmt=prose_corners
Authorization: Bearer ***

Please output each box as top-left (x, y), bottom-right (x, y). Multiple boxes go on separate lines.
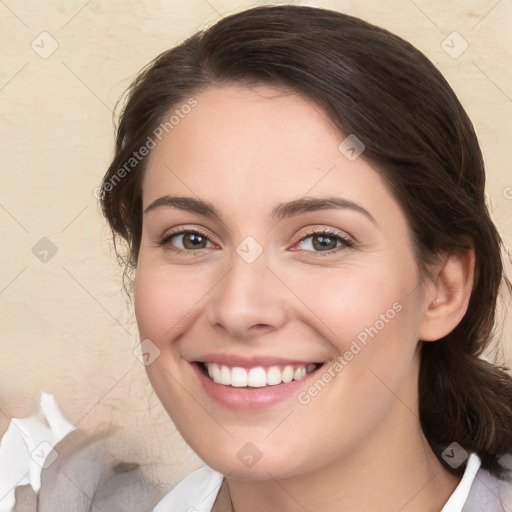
top-left (197, 362), bottom-right (322, 388)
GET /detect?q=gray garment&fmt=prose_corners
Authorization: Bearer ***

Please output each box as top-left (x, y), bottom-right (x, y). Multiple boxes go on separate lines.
top-left (464, 455), bottom-right (512, 511)
top-left (12, 429), bottom-right (160, 512)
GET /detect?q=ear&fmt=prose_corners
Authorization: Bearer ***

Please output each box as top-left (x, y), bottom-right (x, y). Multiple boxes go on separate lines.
top-left (418, 247), bottom-right (475, 342)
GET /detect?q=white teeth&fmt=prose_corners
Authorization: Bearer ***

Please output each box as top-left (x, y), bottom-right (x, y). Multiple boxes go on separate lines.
top-left (220, 365), bottom-right (231, 385)
top-left (247, 367), bottom-right (267, 387)
top-left (281, 365), bottom-right (294, 383)
top-left (203, 362), bottom-right (317, 387)
top-left (294, 367), bottom-right (307, 380)
top-left (266, 366), bottom-right (282, 386)
top-left (210, 363), bottom-right (221, 382)
top-left (231, 367), bottom-right (247, 387)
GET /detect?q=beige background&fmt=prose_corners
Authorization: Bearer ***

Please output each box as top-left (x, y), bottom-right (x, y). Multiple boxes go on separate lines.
top-left (1, 0), bottom-right (511, 496)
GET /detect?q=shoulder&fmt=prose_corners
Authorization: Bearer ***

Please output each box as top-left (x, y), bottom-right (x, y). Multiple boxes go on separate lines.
top-left (10, 428), bottom-right (161, 512)
top-left (153, 465), bottom-right (224, 512)
top-left (40, 428), bottom-right (160, 511)
top-left (464, 454), bottom-right (512, 511)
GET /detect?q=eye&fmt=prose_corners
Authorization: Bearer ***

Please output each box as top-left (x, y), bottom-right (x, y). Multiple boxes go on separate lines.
top-left (158, 228), bottom-right (216, 255)
top-left (293, 228), bottom-right (353, 255)
top-left (158, 226), bottom-right (353, 257)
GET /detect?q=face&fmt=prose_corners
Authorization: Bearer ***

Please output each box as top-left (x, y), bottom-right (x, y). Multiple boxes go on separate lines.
top-left (134, 84), bottom-right (429, 479)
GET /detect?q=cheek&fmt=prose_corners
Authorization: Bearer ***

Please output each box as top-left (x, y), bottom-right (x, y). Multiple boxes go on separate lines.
top-left (133, 260), bottom-right (210, 342)
top-left (279, 257), bottom-right (422, 388)
top-left (282, 259), bottom-right (415, 342)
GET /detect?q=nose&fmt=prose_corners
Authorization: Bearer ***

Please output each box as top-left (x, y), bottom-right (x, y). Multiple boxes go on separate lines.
top-left (204, 248), bottom-right (289, 341)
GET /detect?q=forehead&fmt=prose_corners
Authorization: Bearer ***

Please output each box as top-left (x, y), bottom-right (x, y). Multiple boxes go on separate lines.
top-left (145, 83), bottom-right (342, 183)
top-left (142, 84), bottom-right (401, 230)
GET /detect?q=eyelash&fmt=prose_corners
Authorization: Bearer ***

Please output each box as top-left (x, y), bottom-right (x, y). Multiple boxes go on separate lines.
top-left (158, 227), bottom-right (354, 257)
top-left (158, 228), bottom-right (213, 257)
top-left (296, 228), bottom-right (354, 255)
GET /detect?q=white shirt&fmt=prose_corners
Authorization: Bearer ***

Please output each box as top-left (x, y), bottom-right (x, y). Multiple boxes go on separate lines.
top-left (153, 453), bottom-right (482, 512)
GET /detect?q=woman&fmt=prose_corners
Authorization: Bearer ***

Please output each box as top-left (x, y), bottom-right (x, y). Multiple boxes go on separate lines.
top-left (98, 4), bottom-right (512, 511)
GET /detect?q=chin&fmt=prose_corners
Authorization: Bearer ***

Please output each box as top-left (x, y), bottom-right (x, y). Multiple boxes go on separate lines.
top-left (191, 442), bottom-right (314, 481)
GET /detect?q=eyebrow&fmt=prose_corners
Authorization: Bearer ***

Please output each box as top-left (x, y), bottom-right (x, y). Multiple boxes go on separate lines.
top-left (144, 195), bottom-right (376, 224)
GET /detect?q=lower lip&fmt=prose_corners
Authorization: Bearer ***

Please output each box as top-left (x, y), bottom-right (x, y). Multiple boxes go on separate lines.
top-left (191, 363), bottom-right (321, 411)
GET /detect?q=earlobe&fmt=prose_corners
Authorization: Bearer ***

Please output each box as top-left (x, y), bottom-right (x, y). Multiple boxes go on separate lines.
top-left (418, 247), bottom-right (475, 342)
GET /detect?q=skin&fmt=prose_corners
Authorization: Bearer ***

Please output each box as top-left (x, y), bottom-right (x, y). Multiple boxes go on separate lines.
top-left (134, 84), bottom-right (474, 511)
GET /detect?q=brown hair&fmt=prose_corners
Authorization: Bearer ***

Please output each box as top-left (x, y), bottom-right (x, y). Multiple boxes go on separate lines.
top-left (100, 5), bottom-right (512, 478)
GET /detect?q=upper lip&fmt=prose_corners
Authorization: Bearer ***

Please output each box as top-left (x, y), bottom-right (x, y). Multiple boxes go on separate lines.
top-left (194, 353), bottom-right (323, 369)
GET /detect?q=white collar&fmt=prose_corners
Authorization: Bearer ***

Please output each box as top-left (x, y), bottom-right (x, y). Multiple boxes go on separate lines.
top-left (153, 453), bottom-right (481, 512)
top-left (153, 464), bottom-right (224, 512)
top-left (440, 453), bottom-right (481, 511)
